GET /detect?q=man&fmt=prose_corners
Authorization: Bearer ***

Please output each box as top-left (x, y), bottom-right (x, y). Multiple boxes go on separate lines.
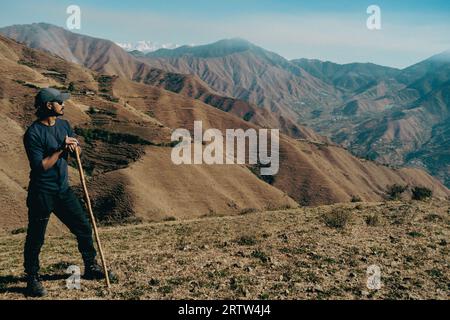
top-left (23, 88), bottom-right (111, 297)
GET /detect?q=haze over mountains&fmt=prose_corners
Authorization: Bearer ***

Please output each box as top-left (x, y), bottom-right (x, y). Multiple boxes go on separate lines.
top-left (0, 23), bottom-right (448, 233)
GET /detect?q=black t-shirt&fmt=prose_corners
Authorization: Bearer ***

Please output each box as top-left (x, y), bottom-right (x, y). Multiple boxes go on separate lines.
top-left (23, 118), bottom-right (75, 194)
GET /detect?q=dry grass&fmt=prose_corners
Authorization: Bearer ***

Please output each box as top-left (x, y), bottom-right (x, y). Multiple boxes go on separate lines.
top-left (0, 200), bottom-right (449, 300)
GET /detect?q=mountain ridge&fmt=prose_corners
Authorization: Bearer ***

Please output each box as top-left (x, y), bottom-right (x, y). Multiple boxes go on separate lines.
top-left (0, 23), bottom-right (323, 141)
top-left (0, 32), bottom-right (448, 233)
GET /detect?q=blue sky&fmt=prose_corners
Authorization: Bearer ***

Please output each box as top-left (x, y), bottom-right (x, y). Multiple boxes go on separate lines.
top-left (1, 0), bottom-right (449, 68)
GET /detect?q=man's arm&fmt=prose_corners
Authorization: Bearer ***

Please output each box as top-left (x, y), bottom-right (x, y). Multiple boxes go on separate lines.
top-left (24, 132), bottom-right (75, 172)
top-left (24, 132), bottom-right (46, 172)
top-left (42, 150), bottom-right (65, 171)
top-left (43, 136), bottom-right (79, 169)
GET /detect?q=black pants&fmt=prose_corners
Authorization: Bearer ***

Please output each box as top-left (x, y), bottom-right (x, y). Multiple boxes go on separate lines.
top-left (24, 187), bottom-right (97, 275)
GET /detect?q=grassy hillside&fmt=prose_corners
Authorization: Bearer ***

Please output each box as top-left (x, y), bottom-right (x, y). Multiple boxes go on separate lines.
top-left (0, 200), bottom-right (448, 300)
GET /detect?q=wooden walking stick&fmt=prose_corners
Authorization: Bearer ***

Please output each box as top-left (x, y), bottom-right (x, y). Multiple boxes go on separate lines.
top-left (74, 147), bottom-right (111, 288)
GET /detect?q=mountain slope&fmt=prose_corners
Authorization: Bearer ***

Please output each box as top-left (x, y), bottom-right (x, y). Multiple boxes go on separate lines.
top-left (109, 77), bottom-right (450, 206)
top-left (12, 24), bottom-right (442, 188)
top-left (292, 59), bottom-right (400, 93)
top-left (1, 199), bottom-right (448, 299)
top-left (0, 23), bottom-right (322, 141)
top-left (138, 38), bottom-right (342, 119)
top-left (0, 32), bottom-right (448, 234)
top-left (139, 40), bottom-right (450, 189)
top-left (0, 34), bottom-right (297, 231)
top-left (329, 54), bottom-right (450, 186)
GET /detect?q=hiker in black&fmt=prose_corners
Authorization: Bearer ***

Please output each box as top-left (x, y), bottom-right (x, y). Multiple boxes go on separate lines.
top-left (23, 88), bottom-right (110, 297)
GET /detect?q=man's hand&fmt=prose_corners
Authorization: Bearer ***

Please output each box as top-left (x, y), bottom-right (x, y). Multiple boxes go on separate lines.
top-left (41, 136), bottom-right (80, 171)
top-left (65, 135), bottom-right (80, 153)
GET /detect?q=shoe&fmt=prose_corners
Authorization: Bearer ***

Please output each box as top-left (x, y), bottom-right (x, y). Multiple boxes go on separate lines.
top-left (83, 261), bottom-right (117, 282)
top-left (26, 274), bottom-right (47, 297)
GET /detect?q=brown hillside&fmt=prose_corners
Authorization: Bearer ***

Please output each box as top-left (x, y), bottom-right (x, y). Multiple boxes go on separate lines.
top-left (0, 199), bottom-right (448, 299)
top-left (109, 77), bottom-right (450, 207)
top-left (0, 23), bottom-right (322, 141)
top-left (0, 34), bottom-right (448, 234)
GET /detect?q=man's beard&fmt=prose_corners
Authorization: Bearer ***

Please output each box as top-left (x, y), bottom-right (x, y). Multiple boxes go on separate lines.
top-left (36, 107), bottom-right (63, 118)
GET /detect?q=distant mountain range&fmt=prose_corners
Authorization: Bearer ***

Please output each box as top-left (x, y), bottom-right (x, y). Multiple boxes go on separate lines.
top-left (294, 52), bottom-right (450, 186)
top-left (141, 38), bottom-right (342, 121)
top-left (137, 39), bottom-right (450, 188)
top-left (0, 23), bottom-right (325, 141)
top-left (116, 40), bottom-right (180, 53)
top-left (3, 31), bottom-right (448, 231)
top-left (0, 22), bottom-right (448, 190)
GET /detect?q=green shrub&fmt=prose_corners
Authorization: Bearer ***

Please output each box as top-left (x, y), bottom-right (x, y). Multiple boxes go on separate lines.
top-left (11, 227), bottom-right (27, 235)
top-left (68, 82), bottom-right (76, 92)
top-left (251, 250), bottom-right (269, 263)
top-left (365, 214), bottom-right (381, 226)
top-left (24, 83), bottom-right (40, 89)
top-left (411, 186), bottom-right (432, 201)
top-left (243, 111), bottom-right (254, 122)
top-left (87, 106), bottom-right (98, 114)
top-left (236, 235), bottom-right (257, 246)
top-left (386, 184), bottom-right (408, 200)
top-left (74, 127), bottom-right (152, 145)
top-left (323, 209), bottom-right (351, 229)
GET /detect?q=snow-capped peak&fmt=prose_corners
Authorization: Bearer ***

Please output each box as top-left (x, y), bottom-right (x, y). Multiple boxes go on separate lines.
top-left (116, 40), bottom-right (180, 53)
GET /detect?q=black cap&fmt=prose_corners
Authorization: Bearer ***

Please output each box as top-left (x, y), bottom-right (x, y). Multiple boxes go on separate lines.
top-left (35, 88), bottom-right (70, 109)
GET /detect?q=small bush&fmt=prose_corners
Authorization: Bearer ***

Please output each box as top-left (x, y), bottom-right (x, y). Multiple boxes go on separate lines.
top-left (365, 214), bottom-right (381, 226)
top-left (259, 292), bottom-right (270, 300)
top-left (11, 227), bottom-right (27, 235)
top-left (239, 208), bottom-right (258, 215)
top-left (243, 111), bottom-right (255, 122)
top-left (24, 83), bottom-right (40, 89)
top-left (68, 82), bottom-right (76, 92)
top-left (386, 184), bottom-right (408, 200)
top-left (99, 93), bottom-right (120, 103)
top-left (236, 235), bottom-right (258, 246)
top-left (251, 250), bottom-right (269, 263)
top-left (148, 278), bottom-right (160, 286)
top-left (75, 127), bottom-right (152, 145)
top-left (18, 59), bottom-right (36, 67)
top-left (411, 186), bottom-right (432, 201)
top-left (87, 106), bottom-right (98, 114)
top-left (351, 195), bottom-right (362, 203)
top-left (408, 231), bottom-right (424, 238)
top-left (323, 209), bottom-right (351, 229)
